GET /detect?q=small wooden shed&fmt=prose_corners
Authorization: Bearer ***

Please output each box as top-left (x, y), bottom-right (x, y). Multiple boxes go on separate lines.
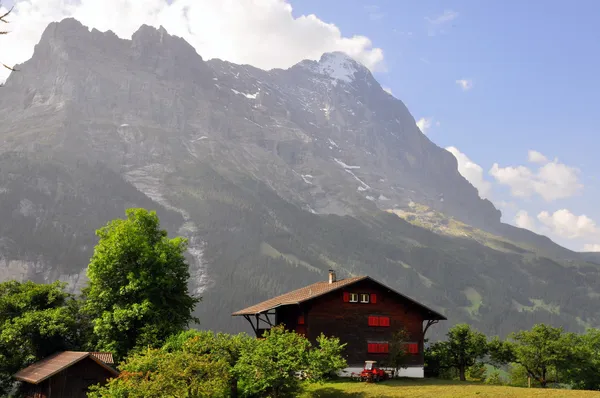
top-left (14, 351), bottom-right (118, 398)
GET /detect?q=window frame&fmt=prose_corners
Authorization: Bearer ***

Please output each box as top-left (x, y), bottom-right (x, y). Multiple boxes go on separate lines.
top-left (349, 293), bottom-right (359, 303)
top-left (360, 293), bottom-right (370, 303)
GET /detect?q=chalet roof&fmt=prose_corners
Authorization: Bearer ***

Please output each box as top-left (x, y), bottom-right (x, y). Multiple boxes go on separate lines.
top-left (14, 351), bottom-right (119, 384)
top-left (232, 275), bottom-right (446, 320)
top-left (91, 352), bottom-right (114, 364)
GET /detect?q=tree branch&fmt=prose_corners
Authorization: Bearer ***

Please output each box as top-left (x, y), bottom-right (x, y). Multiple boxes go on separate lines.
top-left (0, 5), bottom-right (17, 72)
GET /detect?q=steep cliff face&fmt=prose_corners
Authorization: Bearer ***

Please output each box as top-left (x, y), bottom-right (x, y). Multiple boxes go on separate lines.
top-left (0, 19), bottom-right (597, 336)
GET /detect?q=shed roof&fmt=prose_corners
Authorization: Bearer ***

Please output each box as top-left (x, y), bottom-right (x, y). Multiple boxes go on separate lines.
top-left (232, 275), bottom-right (446, 320)
top-left (14, 351), bottom-right (119, 384)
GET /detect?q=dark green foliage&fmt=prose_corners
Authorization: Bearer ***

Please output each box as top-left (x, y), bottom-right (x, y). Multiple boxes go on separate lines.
top-left (0, 280), bottom-right (87, 395)
top-left (386, 328), bottom-right (411, 377)
top-left (88, 347), bottom-right (231, 397)
top-left (233, 325), bottom-right (347, 397)
top-left (424, 324), bottom-right (488, 381)
top-left (85, 208), bottom-right (200, 361)
top-left (484, 369), bottom-right (503, 385)
top-left (505, 324), bottom-right (575, 388)
top-left (566, 329), bottom-right (600, 390)
top-left (93, 326), bottom-right (345, 398)
top-left (466, 362), bottom-right (486, 381)
top-left (306, 334), bottom-right (348, 382)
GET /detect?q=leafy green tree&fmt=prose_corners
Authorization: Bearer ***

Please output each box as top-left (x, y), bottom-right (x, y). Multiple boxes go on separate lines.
top-left (306, 333), bottom-right (347, 382)
top-left (386, 328), bottom-right (411, 377)
top-left (180, 331), bottom-right (254, 398)
top-left (234, 326), bottom-right (310, 397)
top-left (466, 362), bottom-right (486, 381)
top-left (563, 328), bottom-right (600, 390)
top-left (429, 324), bottom-right (488, 381)
top-left (502, 324), bottom-right (575, 388)
top-left (85, 208), bottom-right (200, 360)
top-left (484, 369), bottom-right (503, 385)
top-left (88, 347), bottom-right (230, 397)
top-left (0, 281), bottom-right (87, 395)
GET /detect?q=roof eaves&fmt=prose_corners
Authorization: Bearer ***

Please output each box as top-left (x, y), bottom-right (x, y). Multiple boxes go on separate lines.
top-left (14, 352), bottom-right (119, 384)
top-left (365, 276), bottom-right (447, 320)
top-left (231, 276), bottom-right (368, 316)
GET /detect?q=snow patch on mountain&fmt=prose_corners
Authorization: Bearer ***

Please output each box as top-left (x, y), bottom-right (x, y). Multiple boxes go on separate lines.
top-left (334, 158), bottom-right (360, 169)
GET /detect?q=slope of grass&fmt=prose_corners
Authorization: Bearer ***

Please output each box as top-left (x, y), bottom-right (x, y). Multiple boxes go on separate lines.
top-left (300, 379), bottom-right (600, 397)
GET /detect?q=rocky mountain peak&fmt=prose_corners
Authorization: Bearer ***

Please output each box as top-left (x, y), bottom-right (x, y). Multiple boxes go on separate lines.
top-left (296, 51), bottom-right (370, 86)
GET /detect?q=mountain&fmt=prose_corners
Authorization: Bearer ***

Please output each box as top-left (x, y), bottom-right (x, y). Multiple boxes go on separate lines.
top-left (0, 18), bottom-right (598, 337)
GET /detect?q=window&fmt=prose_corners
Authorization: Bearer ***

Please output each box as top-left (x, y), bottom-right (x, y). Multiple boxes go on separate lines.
top-left (367, 341), bottom-right (389, 353)
top-left (360, 293), bottom-right (370, 303)
top-left (367, 343), bottom-right (378, 353)
top-left (379, 343), bottom-right (389, 353)
top-left (350, 293), bottom-right (359, 302)
top-left (368, 315), bottom-right (390, 327)
top-left (406, 343), bottom-right (419, 354)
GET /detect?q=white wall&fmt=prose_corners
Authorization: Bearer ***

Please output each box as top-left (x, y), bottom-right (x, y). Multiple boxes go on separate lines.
top-left (338, 366), bottom-right (424, 378)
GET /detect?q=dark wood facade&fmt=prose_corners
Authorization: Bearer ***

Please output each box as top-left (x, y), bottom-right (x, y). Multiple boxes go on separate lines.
top-left (235, 275), bottom-right (445, 369)
top-left (19, 357), bottom-right (116, 398)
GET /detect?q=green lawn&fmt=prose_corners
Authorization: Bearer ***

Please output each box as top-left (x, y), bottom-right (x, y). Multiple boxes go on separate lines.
top-left (299, 378), bottom-right (600, 397)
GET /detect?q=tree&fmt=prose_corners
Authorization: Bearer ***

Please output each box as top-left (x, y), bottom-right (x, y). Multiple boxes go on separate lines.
top-left (88, 347), bottom-right (230, 397)
top-left (306, 333), bottom-right (347, 382)
top-left (0, 5), bottom-right (16, 72)
top-left (180, 330), bottom-right (254, 398)
top-left (85, 208), bottom-right (200, 361)
top-left (504, 324), bottom-right (575, 388)
top-left (0, 281), bottom-right (87, 395)
top-left (234, 326), bottom-right (311, 397)
top-left (562, 328), bottom-right (600, 390)
top-left (386, 328), bottom-right (411, 377)
top-left (430, 324), bottom-right (489, 381)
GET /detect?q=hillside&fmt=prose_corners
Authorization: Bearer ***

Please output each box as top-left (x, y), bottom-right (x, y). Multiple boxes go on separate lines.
top-left (0, 18), bottom-right (598, 337)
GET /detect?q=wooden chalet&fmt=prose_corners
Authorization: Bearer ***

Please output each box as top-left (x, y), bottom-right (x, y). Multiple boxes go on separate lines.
top-left (232, 271), bottom-right (446, 377)
top-left (14, 351), bottom-right (118, 398)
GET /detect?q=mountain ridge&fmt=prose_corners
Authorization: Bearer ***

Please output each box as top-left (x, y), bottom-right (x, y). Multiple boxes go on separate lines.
top-left (0, 18), bottom-right (598, 337)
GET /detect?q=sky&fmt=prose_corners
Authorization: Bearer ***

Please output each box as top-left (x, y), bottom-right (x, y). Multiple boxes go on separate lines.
top-left (1, 0), bottom-right (599, 252)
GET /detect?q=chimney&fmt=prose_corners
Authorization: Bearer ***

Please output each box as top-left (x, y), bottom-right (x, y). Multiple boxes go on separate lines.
top-left (328, 270), bottom-right (336, 284)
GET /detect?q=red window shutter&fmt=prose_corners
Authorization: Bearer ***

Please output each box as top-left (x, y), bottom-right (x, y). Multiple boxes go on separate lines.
top-left (408, 343), bottom-right (418, 354)
top-left (368, 316), bottom-right (379, 326)
top-left (343, 292), bottom-right (350, 302)
top-left (298, 315), bottom-right (305, 325)
top-left (379, 316), bottom-right (390, 327)
top-left (367, 343), bottom-right (377, 353)
top-left (383, 343), bottom-right (389, 353)
top-left (370, 293), bottom-right (377, 304)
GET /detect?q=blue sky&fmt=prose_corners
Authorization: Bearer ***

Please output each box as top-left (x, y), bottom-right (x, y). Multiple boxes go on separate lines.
top-left (2, 0), bottom-right (598, 251)
top-left (289, 0), bottom-right (600, 251)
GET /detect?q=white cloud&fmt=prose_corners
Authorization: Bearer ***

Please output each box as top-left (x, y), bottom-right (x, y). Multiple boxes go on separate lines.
top-left (515, 210), bottom-right (536, 231)
top-left (489, 154), bottom-right (582, 202)
top-left (456, 79), bottom-right (473, 91)
top-left (426, 10), bottom-right (459, 25)
top-left (416, 117), bottom-right (432, 134)
top-left (446, 146), bottom-right (492, 199)
top-left (0, 0), bottom-right (385, 82)
top-left (537, 209), bottom-right (598, 240)
top-left (583, 244), bottom-right (600, 252)
top-left (382, 86), bottom-right (393, 95)
top-left (527, 150), bottom-right (548, 164)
